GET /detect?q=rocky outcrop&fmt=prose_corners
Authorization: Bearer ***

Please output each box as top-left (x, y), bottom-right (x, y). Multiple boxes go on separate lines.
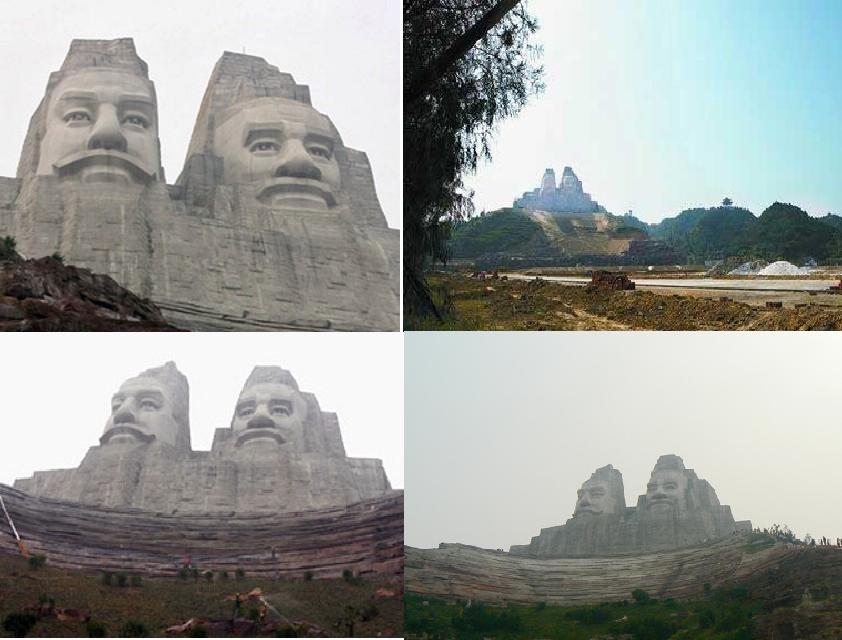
top-left (406, 536), bottom-right (796, 605)
top-left (0, 255), bottom-right (176, 331)
top-left (0, 484), bottom-right (403, 578)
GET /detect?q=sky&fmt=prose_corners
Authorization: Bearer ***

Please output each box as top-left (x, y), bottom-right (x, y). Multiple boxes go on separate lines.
top-left (406, 332), bottom-right (842, 550)
top-left (0, 0), bottom-right (401, 229)
top-left (465, 0), bottom-right (842, 222)
top-left (0, 332), bottom-right (403, 489)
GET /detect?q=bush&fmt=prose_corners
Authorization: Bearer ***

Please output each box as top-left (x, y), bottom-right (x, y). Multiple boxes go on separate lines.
top-left (86, 621), bottom-right (108, 637)
top-left (0, 236), bottom-right (17, 261)
top-left (361, 603), bottom-right (379, 622)
top-left (235, 568), bottom-right (245, 580)
top-left (101, 571), bottom-right (113, 586)
top-left (28, 554), bottom-right (46, 570)
top-left (191, 567), bottom-right (200, 580)
top-left (632, 588), bottom-right (652, 605)
top-left (130, 574), bottom-right (142, 587)
top-left (3, 613), bottom-right (38, 638)
top-left (203, 570), bottom-right (213, 582)
top-left (187, 626), bottom-right (208, 637)
top-left (618, 615), bottom-right (678, 640)
top-left (248, 608), bottom-right (260, 621)
top-left (219, 570), bottom-right (229, 580)
top-left (304, 571), bottom-right (314, 581)
top-left (50, 252), bottom-right (64, 263)
top-left (178, 568), bottom-right (190, 580)
top-left (699, 608), bottom-right (716, 629)
top-left (119, 620), bottom-right (149, 637)
top-left (275, 626), bottom-right (299, 637)
top-left (566, 605), bottom-right (611, 624)
top-left (534, 601), bottom-right (547, 611)
top-left (116, 573), bottom-right (128, 588)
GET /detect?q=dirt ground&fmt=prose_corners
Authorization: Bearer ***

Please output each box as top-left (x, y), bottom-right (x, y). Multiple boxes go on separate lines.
top-left (417, 273), bottom-right (842, 330)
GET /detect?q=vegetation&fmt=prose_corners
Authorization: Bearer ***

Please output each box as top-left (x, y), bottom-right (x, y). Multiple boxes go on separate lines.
top-left (0, 236), bottom-right (17, 261)
top-left (406, 587), bottom-right (762, 639)
top-left (404, 0), bottom-right (544, 319)
top-left (2, 613), bottom-right (37, 638)
top-left (449, 210), bottom-right (548, 258)
top-left (27, 555), bottom-right (46, 570)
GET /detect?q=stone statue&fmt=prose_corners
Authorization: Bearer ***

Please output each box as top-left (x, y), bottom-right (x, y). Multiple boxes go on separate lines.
top-left (14, 362), bottom-right (393, 513)
top-left (101, 361), bottom-right (190, 452)
top-left (510, 455), bottom-right (748, 558)
top-left (0, 38), bottom-right (398, 330)
top-left (513, 166), bottom-right (605, 214)
top-left (572, 464), bottom-right (625, 518)
top-left (229, 366), bottom-right (308, 448)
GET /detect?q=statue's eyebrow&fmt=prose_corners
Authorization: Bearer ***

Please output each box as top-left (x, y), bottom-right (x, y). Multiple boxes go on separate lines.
top-left (57, 90), bottom-right (97, 102)
top-left (119, 94), bottom-right (155, 107)
top-left (304, 132), bottom-right (336, 150)
top-left (244, 127), bottom-right (282, 147)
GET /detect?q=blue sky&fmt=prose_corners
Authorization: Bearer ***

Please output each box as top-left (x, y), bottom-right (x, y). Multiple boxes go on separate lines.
top-left (466, 0), bottom-right (842, 222)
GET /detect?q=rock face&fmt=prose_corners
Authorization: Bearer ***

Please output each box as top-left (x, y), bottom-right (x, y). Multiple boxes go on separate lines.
top-left (14, 362), bottom-right (393, 513)
top-left (0, 484), bottom-right (403, 578)
top-left (0, 38), bottom-right (398, 331)
top-left (510, 455), bottom-right (748, 557)
top-left (514, 167), bottom-right (605, 213)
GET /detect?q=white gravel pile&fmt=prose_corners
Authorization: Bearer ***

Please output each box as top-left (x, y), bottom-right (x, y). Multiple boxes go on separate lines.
top-left (728, 261), bottom-right (762, 276)
top-left (756, 261), bottom-right (812, 276)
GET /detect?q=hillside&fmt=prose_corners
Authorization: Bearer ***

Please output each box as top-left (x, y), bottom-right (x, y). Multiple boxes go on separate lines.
top-left (448, 208), bottom-right (661, 265)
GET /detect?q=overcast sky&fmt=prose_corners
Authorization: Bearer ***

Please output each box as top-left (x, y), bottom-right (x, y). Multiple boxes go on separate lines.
top-left (465, 0), bottom-right (842, 222)
top-left (0, 333), bottom-right (403, 489)
top-left (0, 0), bottom-right (400, 228)
top-left (406, 332), bottom-right (842, 550)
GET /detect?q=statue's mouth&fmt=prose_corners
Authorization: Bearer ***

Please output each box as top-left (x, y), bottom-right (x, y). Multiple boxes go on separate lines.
top-left (235, 427), bottom-right (286, 447)
top-left (100, 424), bottom-right (155, 445)
top-left (575, 506), bottom-right (602, 515)
top-left (257, 177), bottom-right (336, 209)
top-left (54, 150), bottom-right (156, 185)
top-left (647, 497), bottom-right (674, 509)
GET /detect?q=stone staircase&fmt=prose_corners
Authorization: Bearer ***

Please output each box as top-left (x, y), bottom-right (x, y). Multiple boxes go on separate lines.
top-left (406, 535), bottom-right (798, 605)
top-left (0, 484), bottom-right (403, 579)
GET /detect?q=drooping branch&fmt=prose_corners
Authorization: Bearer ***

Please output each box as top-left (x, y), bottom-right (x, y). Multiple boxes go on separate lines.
top-left (405, 0), bottom-right (522, 105)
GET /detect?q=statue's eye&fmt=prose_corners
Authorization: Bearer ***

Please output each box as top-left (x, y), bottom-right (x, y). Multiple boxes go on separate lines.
top-left (270, 405), bottom-right (290, 416)
top-left (250, 141), bottom-right (278, 153)
top-left (239, 406), bottom-right (255, 417)
top-left (139, 399), bottom-right (159, 411)
top-left (123, 115), bottom-right (148, 128)
top-left (308, 147), bottom-right (331, 160)
top-left (65, 111), bottom-right (91, 123)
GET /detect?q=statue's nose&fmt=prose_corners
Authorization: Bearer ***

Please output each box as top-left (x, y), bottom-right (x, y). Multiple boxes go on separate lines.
top-left (87, 105), bottom-right (127, 152)
top-left (246, 414), bottom-right (276, 430)
top-left (275, 141), bottom-right (321, 181)
top-left (113, 401), bottom-right (136, 425)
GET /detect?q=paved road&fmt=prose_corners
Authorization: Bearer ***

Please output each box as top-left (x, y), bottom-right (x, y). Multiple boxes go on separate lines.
top-left (507, 274), bottom-right (839, 293)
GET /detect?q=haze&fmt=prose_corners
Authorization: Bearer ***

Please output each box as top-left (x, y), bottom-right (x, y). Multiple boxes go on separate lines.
top-left (406, 332), bottom-right (842, 549)
top-left (465, 0), bottom-right (842, 222)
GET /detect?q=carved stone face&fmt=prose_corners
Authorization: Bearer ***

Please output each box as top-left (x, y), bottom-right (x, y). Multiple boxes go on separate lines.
top-left (574, 478), bottom-right (617, 517)
top-left (646, 469), bottom-right (688, 512)
top-left (101, 376), bottom-right (178, 447)
top-left (231, 381), bottom-right (308, 448)
top-left (37, 69), bottom-right (159, 185)
top-left (213, 98), bottom-right (341, 210)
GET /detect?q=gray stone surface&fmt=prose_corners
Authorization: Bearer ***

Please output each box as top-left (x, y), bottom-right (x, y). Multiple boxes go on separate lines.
top-left (513, 166), bottom-right (605, 213)
top-left (14, 362), bottom-right (393, 513)
top-left (510, 455), bottom-right (749, 557)
top-left (0, 38), bottom-right (398, 330)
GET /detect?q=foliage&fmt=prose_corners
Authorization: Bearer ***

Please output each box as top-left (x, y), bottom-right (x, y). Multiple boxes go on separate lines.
top-left (130, 574), bottom-right (142, 587)
top-left (235, 568), bottom-right (245, 580)
top-left (27, 555), bottom-right (47, 570)
top-left (101, 571), bottom-right (113, 586)
top-left (119, 620), bottom-right (149, 637)
top-left (50, 252), bottom-right (64, 263)
top-left (0, 235), bottom-right (17, 261)
top-left (116, 573), bottom-right (128, 588)
top-left (86, 620), bottom-right (108, 637)
top-left (218, 570), bottom-right (229, 580)
top-left (449, 210), bottom-right (548, 257)
top-left (631, 588), bottom-right (652, 604)
top-left (404, 0), bottom-right (544, 318)
top-left (304, 571), bottom-right (314, 581)
top-left (2, 613), bottom-right (38, 637)
top-left (187, 625), bottom-right (208, 637)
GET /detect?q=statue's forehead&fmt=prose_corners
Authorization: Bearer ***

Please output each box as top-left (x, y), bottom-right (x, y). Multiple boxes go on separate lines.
top-left (649, 469), bottom-right (686, 483)
top-left (50, 69), bottom-right (154, 107)
top-left (220, 100), bottom-right (333, 136)
top-left (238, 382), bottom-right (298, 402)
top-left (116, 376), bottom-right (168, 397)
top-left (582, 478), bottom-right (607, 490)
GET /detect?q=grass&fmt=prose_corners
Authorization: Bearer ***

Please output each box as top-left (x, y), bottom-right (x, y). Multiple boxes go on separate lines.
top-left (405, 590), bottom-right (761, 640)
top-left (0, 553), bottom-right (402, 637)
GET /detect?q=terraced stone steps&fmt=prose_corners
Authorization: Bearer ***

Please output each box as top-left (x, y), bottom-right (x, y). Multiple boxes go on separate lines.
top-left (0, 484), bottom-right (402, 578)
top-left (406, 536), bottom-right (797, 605)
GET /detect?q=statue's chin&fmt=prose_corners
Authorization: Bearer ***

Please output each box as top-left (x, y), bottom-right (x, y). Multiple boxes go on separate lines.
top-left (80, 166), bottom-right (132, 185)
top-left (235, 429), bottom-right (285, 448)
top-left (256, 177), bottom-right (336, 210)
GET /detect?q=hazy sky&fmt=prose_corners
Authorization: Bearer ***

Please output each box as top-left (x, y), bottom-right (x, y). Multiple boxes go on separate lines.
top-left (0, 0), bottom-right (400, 228)
top-left (0, 333), bottom-right (403, 489)
top-left (406, 332), bottom-right (842, 550)
top-left (465, 0), bottom-right (842, 222)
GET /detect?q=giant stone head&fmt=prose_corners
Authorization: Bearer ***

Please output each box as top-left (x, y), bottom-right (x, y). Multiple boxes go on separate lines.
top-left (101, 361), bottom-right (190, 451)
top-left (644, 454), bottom-right (692, 513)
top-left (573, 464), bottom-right (625, 517)
top-left (230, 366), bottom-right (308, 449)
top-left (19, 39), bottom-right (162, 185)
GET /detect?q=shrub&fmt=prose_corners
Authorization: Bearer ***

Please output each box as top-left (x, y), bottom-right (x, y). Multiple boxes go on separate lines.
top-left (248, 608), bottom-right (260, 621)
top-left (235, 568), bottom-right (245, 580)
top-left (188, 625), bottom-right (208, 637)
top-left (3, 613), bottom-right (38, 638)
top-left (130, 574), bottom-right (142, 587)
top-left (699, 608), bottom-right (716, 629)
top-left (361, 603), bottom-right (379, 622)
top-left (28, 554), bottom-right (47, 570)
top-left (101, 571), bottom-right (113, 586)
top-left (50, 252), bottom-right (64, 263)
top-left (632, 588), bottom-right (652, 605)
top-left (566, 605), bottom-right (611, 624)
top-left (618, 615), bottom-right (678, 640)
top-left (203, 570), bottom-right (213, 582)
top-left (0, 236), bottom-right (17, 261)
top-left (119, 620), bottom-right (149, 637)
top-left (116, 573), bottom-right (128, 588)
top-left (534, 601), bottom-right (547, 611)
top-left (219, 570), bottom-right (229, 580)
top-left (275, 626), bottom-right (299, 637)
top-left (86, 621), bottom-right (108, 637)
top-left (178, 568), bottom-right (190, 580)
top-left (191, 567), bottom-right (200, 580)
top-left (304, 571), bottom-right (314, 581)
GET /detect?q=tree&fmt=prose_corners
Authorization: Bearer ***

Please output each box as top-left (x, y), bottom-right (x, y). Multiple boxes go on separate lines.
top-left (722, 197), bottom-right (733, 207)
top-left (404, 0), bottom-right (543, 319)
